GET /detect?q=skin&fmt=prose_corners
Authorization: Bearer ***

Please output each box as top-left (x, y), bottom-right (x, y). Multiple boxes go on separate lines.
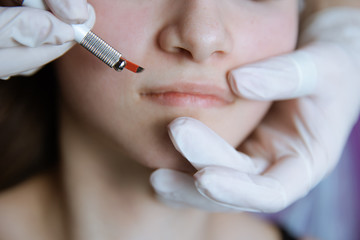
top-left (0, 0), bottom-right (302, 239)
top-left (56, 0), bottom-right (298, 172)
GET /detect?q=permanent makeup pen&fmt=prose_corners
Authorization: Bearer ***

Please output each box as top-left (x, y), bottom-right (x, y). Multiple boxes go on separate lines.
top-left (2, 0), bottom-right (144, 73)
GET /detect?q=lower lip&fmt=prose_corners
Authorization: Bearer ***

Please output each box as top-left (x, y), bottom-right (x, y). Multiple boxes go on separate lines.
top-left (142, 92), bottom-right (230, 108)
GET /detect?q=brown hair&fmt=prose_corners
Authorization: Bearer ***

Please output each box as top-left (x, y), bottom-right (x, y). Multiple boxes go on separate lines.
top-left (0, 65), bottom-right (58, 191)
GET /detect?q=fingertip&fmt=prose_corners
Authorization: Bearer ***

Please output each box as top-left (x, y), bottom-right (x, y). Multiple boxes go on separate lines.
top-left (170, 118), bottom-right (251, 171)
top-left (46, 0), bottom-right (89, 24)
top-left (65, 9), bottom-right (89, 25)
top-left (168, 116), bottom-right (199, 130)
top-left (151, 169), bottom-right (196, 196)
top-left (227, 71), bottom-right (241, 97)
top-left (228, 67), bottom-right (267, 100)
top-left (168, 117), bottom-right (206, 134)
top-left (167, 117), bottom-right (189, 154)
top-left (168, 117), bottom-right (191, 131)
top-left (193, 167), bottom-right (228, 196)
top-left (149, 169), bottom-right (169, 192)
top-left (167, 117), bottom-right (211, 160)
top-left (150, 169), bottom-right (188, 196)
top-left (84, 3), bottom-right (96, 29)
top-left (228, 70), bottom-right (260, 99)
top-left (167, 117), bottom-right (201, 151)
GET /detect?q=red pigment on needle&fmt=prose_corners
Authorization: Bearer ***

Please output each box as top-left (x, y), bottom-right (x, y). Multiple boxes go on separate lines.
top-left (121, 58), bottom-right (144, 73)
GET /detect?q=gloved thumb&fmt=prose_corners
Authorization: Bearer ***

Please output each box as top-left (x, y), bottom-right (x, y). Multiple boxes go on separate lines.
top-left (229, 49), bottom-right (318, 101)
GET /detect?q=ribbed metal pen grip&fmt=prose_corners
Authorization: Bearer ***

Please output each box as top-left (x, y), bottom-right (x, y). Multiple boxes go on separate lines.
top-left (80, 31), bottom-right (125, 71)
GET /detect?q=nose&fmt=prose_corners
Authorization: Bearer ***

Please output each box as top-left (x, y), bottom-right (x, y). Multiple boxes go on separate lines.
top-left (158, 0), bottom-right (233, 63)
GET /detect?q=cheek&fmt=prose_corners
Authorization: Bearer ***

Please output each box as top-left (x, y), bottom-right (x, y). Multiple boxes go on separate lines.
top-left (55, 46), bottom-right (136, 140)
top-left (256, 18), bottom-right (298, 57)
top-left (201, 101), bottom-right (272, 149)
top-left (230, 10), bottom-right (298, 66)
top-left (88, 1), bottom-right (153, 63)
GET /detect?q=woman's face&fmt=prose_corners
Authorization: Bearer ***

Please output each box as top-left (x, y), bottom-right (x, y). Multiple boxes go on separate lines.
top-left (56, 0), bottom-right (299, 171)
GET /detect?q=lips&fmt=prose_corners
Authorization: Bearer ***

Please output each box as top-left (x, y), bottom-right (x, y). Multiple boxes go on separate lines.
top-left (140, 83), bottom-right (235, 108)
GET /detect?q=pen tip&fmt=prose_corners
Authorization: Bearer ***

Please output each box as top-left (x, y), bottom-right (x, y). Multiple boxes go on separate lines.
top-left (136, 67), bottom-right (144, 73)
top-left (122, 58), bottom-right (144, 73)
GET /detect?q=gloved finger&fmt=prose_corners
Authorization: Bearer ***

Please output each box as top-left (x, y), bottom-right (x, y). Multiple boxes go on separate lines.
top-left (82, 3), bottom-right (96, 29)
top-left (45, 0), bottom-right (88, 24)
top-left (0, 41), bottom-right (74, 79)
top-left (194, 166), bottom-right (289, 213)
top-left (195, 143), bottom-right (315, 213)
top-left (0, 7), bottom-right (74, 48)
top-left (168, 117), bottom-right (259, 174)
top-left (150, 168), bottom-right (242, 212)
top-left (228, 49), bottom-right (318, 101)
top-left (17, 67), bottom-right (42, 77)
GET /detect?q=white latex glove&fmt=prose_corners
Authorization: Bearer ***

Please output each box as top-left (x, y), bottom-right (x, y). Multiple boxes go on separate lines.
top-left (0, 0), bottom-right (95, 80)
top-left (151, 7), bottom-right (360, 213)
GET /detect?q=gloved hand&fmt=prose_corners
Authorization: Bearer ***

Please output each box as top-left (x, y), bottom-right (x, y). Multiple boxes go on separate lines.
top-left (151, 7), bottom-right (360, 213)
top-left (0, 0), bottom-right (94, 80)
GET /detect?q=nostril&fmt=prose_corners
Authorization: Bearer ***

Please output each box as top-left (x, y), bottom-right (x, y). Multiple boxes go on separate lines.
top-left (175, 47), bottom-right (193, 59)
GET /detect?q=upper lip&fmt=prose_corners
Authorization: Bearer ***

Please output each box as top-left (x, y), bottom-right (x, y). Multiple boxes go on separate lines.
top-left (140, 82), bottom-right (236, 103)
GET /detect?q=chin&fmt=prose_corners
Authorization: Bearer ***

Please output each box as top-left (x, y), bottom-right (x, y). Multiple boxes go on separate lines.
top-left (116, 103), bottom-right (269, 173)
top-left (124, 128), bottom-right (196, 173)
